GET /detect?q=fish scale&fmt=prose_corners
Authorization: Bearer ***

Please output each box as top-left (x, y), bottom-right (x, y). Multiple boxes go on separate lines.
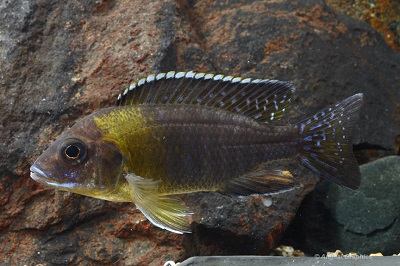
top-left (89, 104), bottom-right (303, 199)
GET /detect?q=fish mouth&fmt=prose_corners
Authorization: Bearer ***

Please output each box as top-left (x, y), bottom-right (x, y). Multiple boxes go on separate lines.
top-left (30, 164), bottom-right (80, 190)
top-left (30, 165), bottom-right (50, 182)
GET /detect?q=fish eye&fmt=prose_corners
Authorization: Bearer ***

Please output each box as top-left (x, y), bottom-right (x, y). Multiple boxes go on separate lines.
top-left (59, 139), bottom-right (87, 165)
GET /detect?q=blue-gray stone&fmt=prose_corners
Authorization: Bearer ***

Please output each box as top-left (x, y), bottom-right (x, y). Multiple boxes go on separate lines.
top-left (296, 156), bottom-right (400, 255)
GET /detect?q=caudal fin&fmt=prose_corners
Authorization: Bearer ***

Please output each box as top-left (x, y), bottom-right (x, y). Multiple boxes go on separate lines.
top-left (295, 93), bottom-right (364, 189)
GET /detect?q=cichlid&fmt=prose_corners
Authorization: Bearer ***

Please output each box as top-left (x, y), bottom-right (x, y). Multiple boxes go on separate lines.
top-left (30, 71), bottom-right (363, 233)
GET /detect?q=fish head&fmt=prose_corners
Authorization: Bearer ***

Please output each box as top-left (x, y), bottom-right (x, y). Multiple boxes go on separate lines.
top-left (30, 116), bottom-right (124, 198)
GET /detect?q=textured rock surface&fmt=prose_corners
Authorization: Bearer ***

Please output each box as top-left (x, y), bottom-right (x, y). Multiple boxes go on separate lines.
top-left (288, 156), bottom-right (400, 255)
top-left (1, 0), bottom-right (399, 265)
top-left (327, 0), bottom-right (400, 51)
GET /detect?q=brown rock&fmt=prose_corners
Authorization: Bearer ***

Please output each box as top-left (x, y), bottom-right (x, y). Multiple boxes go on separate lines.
top-left (1, 0), bottom-right (399, 265)
top-left (326, 0), bottom-right (400, 51)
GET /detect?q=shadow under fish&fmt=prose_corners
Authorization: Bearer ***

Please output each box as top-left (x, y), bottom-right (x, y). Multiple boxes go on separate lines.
top-left (30, 71), bottom-right (364, 233)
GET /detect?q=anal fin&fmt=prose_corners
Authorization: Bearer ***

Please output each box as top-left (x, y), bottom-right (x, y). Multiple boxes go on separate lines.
top-left (221, 168), bottom-right (299, 197)
top-left (125, 173), bottom-right (192, 234)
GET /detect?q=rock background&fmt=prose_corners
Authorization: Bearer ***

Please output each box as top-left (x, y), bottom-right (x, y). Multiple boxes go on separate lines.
top-left (326, 0), bottom-right (400, 51)
top-left (286, 156), bottom-right (400, 255)
top-left (0, 0), bottom-right (399, 265)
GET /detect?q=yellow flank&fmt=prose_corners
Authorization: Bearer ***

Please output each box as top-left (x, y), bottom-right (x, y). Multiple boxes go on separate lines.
top-left (93, 106), bottom-right (220, 196)
top-left (94, 107), bottom-right (150, 139)
top-left (93, 106), bottom-right (169, 187)
top-left (94, 107), bottom-right (153, 154)
top-left (94, 108), bottom-right (192, 233)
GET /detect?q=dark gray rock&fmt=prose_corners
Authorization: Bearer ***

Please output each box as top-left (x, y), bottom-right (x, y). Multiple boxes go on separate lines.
top-left (294, 156), bottom-right (400, 255)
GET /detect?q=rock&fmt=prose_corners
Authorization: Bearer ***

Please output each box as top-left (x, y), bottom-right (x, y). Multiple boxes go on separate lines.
top-left (289, 156), bottom-right (400, 255)
top-left (0, 0), bottom-right (399, 264)
top-left (326, 0), bottom-right (400, 51)
top-left (184, 161), bottom-right (318, 256)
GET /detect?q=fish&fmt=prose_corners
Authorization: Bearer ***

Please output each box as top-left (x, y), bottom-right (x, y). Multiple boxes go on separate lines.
top-left (30, 71), bottom-right (364, 234)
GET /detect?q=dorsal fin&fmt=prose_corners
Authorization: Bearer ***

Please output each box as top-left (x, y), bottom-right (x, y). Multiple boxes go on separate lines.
top-left (116, 71), bottom-right (296, 123)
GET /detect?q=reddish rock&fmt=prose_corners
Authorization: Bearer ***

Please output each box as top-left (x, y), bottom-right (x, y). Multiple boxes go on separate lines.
top-left (0, 0), bottom-right (399, 265)
top-left (326, 0), bottom-right (400, 51)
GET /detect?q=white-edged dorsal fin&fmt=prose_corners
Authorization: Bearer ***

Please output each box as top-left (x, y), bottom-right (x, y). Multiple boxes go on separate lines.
top-left (117, 71), bottom-right (296, 123)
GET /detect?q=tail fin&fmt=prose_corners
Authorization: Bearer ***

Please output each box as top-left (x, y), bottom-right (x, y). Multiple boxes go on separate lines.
top-left (295, 93), bottom-right (364, 189)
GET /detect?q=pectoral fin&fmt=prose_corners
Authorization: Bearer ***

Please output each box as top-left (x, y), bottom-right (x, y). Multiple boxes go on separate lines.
top-left (125, 173), bottom-right (192, 234)
top-left (221, 168), bottom-right (299, 197)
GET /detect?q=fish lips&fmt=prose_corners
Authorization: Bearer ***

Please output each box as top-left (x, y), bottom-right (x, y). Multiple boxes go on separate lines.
top-left (30, 164), bottom-right (83, 190)
top-left (30, 165), bottom-right (51, 183)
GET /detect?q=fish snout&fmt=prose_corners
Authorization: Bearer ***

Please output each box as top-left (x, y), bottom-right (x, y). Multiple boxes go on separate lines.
top-left (30, 165), bottom-right (49, 182)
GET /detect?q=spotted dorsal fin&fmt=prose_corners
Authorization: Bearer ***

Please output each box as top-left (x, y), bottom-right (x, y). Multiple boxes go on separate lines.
top-left (117, 71), bottom-right (296, 123)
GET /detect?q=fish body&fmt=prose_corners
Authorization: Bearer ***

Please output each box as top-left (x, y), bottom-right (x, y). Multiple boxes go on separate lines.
top-left (30, 71), bottom-right (363, 233)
